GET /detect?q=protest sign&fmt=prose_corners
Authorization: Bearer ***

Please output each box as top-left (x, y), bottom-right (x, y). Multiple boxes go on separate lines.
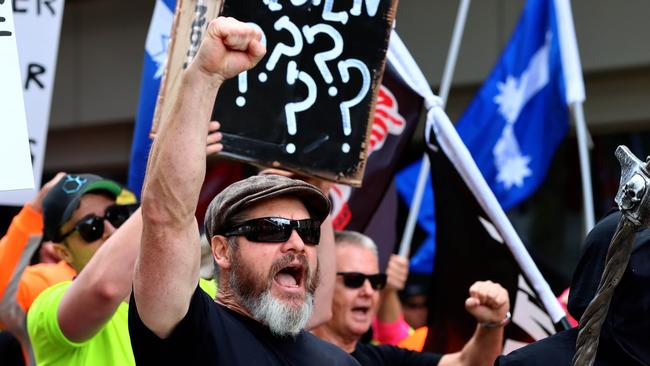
top-left (0, 0), bottom-right (65, 204)
top-left (153, 0), bottom-right (398, 186)
top-left (0, 0), bottom-right (34, 192)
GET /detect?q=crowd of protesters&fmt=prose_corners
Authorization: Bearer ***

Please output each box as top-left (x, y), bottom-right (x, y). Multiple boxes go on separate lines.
top-left (0, 16), bottom-right (646, 366)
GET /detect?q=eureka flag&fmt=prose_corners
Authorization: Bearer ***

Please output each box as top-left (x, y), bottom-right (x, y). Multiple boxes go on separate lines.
top-left (128, 0), bottom-right (175, 198)
top-left (456, 0), bottom-right (585, 210)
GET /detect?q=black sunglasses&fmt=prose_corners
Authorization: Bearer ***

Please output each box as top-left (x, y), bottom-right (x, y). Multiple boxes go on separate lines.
top-left (337, 272), bottom-right (387, 290)
top-left (222, 217), bottom-right (321, 245)
top-left (58, 204), bottom-right (136, 243)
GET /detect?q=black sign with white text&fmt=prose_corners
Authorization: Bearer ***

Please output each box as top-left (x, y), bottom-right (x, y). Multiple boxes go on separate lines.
top-left (212, 0), bottom-right (398, 185)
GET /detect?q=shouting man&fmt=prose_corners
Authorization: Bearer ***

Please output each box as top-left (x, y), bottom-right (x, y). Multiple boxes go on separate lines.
top-left (129, 17), bottom-right (358, 365)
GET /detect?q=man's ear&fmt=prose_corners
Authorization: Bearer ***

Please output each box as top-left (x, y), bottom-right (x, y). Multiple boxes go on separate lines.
top-left (212, 235), bottom-right (232, 269)
top-left (51, 243), bottom-right (74, 266)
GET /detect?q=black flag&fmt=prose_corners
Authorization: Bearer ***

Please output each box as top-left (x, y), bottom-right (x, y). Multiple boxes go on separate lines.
top-left (424, 116), bottom-right (565, 354)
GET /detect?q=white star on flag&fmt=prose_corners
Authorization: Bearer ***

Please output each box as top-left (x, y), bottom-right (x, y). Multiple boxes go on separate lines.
top-left (145, 0), bottom-right (174, 80)
top-left (491, 33), bottom-right (551, 191)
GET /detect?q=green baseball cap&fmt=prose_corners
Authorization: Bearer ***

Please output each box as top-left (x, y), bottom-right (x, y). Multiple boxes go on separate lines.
top-left (43, 174), bottom-right (122, 242)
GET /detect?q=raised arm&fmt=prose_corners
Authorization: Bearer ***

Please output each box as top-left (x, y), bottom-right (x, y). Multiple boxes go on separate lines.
top-left (439, 281), bottom-right (510, 366)
top-left (377, 254), bottom-right (409, 323)
top-left (134, 17), bottom-right (265, 338)
top-left (55, 123), bottom-right (224, 343)
top-left (57, 207), bottom-right (142, 342)
top-left (374, 254), bottom-right (411, 344)
top-left (0, 173), bottom-right (64, 306)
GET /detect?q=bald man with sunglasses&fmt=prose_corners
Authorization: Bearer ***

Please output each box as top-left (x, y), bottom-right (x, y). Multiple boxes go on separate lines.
top-left (313, 231), bottom-right (510, 366)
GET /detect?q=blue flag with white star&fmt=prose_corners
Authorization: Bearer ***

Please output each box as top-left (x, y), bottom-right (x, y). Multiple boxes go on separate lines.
top-left (128, 0), bottom-right (175, 198)
top-left (456, 0), bottom-right (583, 210)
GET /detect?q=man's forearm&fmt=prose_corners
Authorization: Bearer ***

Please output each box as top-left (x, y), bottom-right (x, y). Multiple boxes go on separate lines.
top-left (453, 325), bottom-right (503, 366)
top-left (135, 62), bottom-right (223, 337)
top-left (377, 290), bottom-right (403, 323)
top-left (142, 64), bottom-right (223, 227)
top-left (136, 17), bottom-right (265, 337)
top-left (58, 209), bottom-right (143, 342)
top-left (0, 205), bottom-right (43, 299)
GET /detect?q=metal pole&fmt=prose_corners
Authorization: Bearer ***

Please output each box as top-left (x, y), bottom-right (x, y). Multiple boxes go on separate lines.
top-left (438, 0), bottom-right (471, 108)
top-left (572, 101), bottom-right (595, 235)
top-left (398, 0), bottom-right (471, 258)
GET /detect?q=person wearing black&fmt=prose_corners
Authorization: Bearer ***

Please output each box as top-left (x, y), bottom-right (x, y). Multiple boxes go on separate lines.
top-left (496, 210), bottom-right (650, 366)
top-left (312, 230), bottom-right (511, 366)
top-left (128, 17), bottom-right (357, 365)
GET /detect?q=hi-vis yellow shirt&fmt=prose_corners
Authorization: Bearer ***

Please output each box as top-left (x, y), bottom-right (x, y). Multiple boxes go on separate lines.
top-left (28, 279), bottom-right (218, 366)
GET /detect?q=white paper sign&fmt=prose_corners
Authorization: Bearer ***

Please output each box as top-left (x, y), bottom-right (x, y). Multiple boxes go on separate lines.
top-left (0, 0), bottom-right (64, 205)
top-left (0, 0), bottom-right (34, 193)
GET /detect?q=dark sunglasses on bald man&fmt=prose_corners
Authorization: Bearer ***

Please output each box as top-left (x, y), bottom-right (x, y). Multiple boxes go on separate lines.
top-left (222, 217), bottom-right (321, 245)
top-left (337, 272), bottom-right (387, 290)
top-left (57, 204), bottom-right (136, 243)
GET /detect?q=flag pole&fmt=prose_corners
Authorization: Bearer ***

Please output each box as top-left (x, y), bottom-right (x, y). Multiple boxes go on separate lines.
top-left (398, 0), bottom-right (471, 258)
top-left (572, 101), bottom-right (595, 235)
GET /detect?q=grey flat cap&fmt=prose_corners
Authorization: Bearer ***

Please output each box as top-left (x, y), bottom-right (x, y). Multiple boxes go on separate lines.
top-left (204, 174), bottom-right (331, 239)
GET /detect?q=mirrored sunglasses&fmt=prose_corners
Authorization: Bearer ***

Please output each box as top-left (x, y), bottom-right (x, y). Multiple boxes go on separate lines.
top-left (221, 217), bottom-right (321, 245)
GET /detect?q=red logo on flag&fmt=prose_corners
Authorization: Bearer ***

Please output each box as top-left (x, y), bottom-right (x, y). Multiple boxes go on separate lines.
top-left (368, 85), bottom-right (406, 155)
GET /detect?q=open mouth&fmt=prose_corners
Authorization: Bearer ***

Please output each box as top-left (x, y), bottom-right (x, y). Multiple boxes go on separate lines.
top-left (274, 264), bottom-right (305, 289)
top-left (351, 305), bottom-right (371, 317)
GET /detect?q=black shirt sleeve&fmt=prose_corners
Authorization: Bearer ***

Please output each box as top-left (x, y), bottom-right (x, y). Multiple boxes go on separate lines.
top-left (352, 343), bottom-right (442, 366)
top-left (128, 284), bottom-right (216, 365)
top-left (495, 328), bottom-right (578, 366)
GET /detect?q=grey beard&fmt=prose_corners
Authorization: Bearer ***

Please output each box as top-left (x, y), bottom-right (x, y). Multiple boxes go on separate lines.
top-left (228, 256), bottom-right (316, 337)
top-left (249, 289), bottom-right (313, 337)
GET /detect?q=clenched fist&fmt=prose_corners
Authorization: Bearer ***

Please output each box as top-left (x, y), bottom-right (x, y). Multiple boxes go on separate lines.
top-left (464, 280), bottom-right (510, 326)
top-left (193, 17), bottom-right (266, 83)
top-left (384, 254), bottom-right (409, 292)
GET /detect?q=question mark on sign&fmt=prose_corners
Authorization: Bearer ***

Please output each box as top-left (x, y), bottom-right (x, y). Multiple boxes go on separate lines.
top-left (236, 22), bottom-right (267, 107)
top-left (302, 23), bottom-right (343, 97)
top-left (284, 61), bottom-right (317, 154)
top-left (266, 16), bottom-right (303, 73)
top-left (337, 59), bottom-right (370, 153)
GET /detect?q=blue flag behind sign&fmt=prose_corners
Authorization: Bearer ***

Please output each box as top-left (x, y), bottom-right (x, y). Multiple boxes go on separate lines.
top-left (128, 0), bottom-right (175, 198)
top-left (456, 0), bottom-right (570, 210)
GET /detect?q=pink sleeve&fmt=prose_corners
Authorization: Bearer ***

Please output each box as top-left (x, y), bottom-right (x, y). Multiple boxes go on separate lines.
top-left (372, 315), bottom-right (412, 345)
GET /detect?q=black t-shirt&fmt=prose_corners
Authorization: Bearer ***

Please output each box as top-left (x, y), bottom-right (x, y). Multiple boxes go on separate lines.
top-left (351, 342), bottom-right (442, 366)
top-left (496, 328), bottom-right (642, 366)
top-left (129, 285), bottom-right (360, 366)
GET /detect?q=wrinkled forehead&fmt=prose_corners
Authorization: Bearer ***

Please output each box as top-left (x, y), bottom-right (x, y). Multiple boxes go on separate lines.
top-left (335, 244), bottom-right (379, 273)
